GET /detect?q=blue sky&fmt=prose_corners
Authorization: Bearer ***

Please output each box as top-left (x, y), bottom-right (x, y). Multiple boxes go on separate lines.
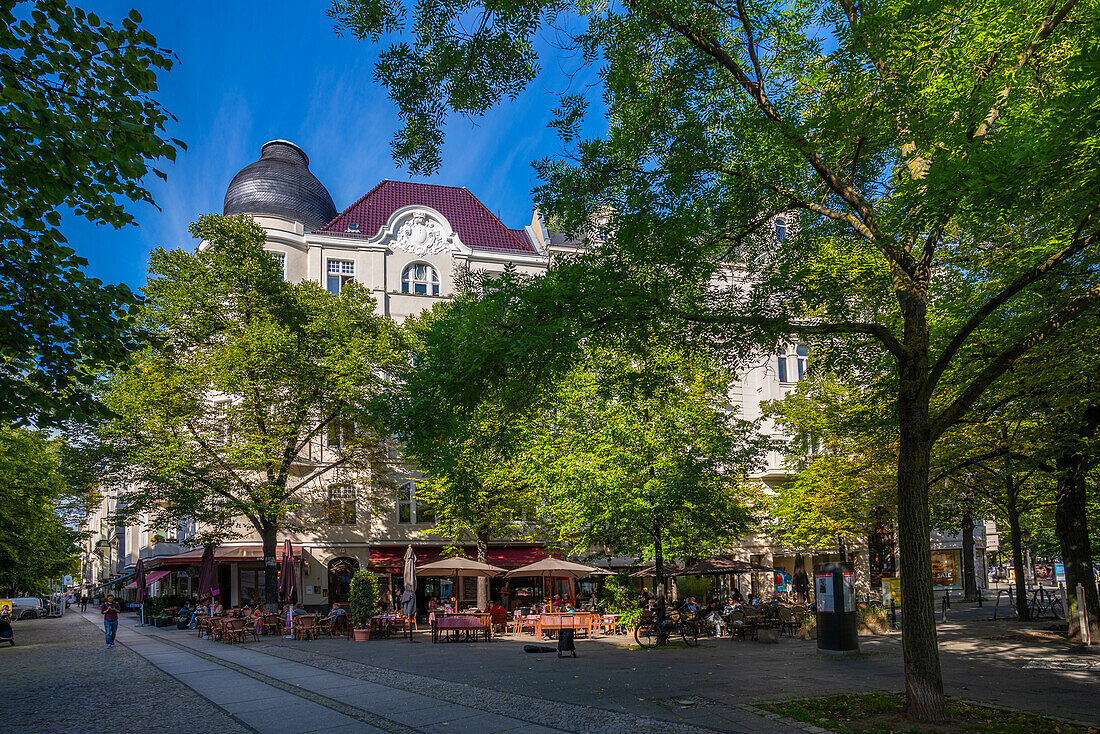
top-left (68, 1), bottom-right (603, 289)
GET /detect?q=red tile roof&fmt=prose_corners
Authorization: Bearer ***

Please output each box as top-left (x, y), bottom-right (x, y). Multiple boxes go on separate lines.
top-left (317, 180), bottom-right (538, 254)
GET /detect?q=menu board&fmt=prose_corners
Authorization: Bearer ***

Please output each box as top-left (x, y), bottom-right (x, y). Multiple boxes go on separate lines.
top-left (816, 573), bottom-right (833, 612)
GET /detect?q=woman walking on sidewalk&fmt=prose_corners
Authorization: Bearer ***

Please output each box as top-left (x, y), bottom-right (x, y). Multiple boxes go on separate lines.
top-left (101, 594), bottom-right (119, 648)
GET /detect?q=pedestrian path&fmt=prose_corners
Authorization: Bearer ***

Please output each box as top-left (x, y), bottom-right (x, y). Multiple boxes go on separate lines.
top-left (87, 614), bottom-right (804, 734)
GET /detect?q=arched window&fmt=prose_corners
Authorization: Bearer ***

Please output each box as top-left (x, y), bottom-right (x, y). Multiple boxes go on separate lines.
top-left (401, 263), bottom-right (440, 296)
top-left (775, 217), bottom-right (787, 241)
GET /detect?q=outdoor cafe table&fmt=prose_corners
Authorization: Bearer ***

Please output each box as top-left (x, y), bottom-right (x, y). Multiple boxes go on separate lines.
top-left (432, 612), bottom-right (492, 643)
top-left (370, 614), bottom-right (400, 638)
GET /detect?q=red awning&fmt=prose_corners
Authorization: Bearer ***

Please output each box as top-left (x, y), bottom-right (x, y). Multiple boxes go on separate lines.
top-left (124, 569), bottom-right (173, 588)
top-left (152, 544), bottom-right (302, 567)
top-left (368, 545), bottom-right (551, 573)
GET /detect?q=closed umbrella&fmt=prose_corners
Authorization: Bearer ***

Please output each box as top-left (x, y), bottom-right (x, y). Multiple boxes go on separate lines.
top-left (134, 559), bottom-right (147, 626)
top-left (278, 540), bottom-right (296, 636)
top-left (400, 546), bottom-right (417, 642)
top-left (278, 539), bottom-right (297, 605)
top-left (196, 545), bottom-right (220, 616)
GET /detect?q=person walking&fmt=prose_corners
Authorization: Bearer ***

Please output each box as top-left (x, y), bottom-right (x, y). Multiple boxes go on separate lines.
top-left (101, 594), bottom-right (119, 648)
top-left (80, 592), bottom-right (88, 613)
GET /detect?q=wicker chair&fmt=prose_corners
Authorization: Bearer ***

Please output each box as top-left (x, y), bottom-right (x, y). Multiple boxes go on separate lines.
top-left (195, 615), bottom-right (213, 639)
top-left (224, 618), bottom-right (257, 644)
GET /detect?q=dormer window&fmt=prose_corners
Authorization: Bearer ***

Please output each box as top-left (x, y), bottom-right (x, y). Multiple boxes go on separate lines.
top-left (401, 263), bottom-right (440, 296)
top-left (326, 259), bottom-right (354, 294)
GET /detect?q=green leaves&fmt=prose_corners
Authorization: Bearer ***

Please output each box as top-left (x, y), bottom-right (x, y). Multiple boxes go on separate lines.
top-left (0, 0), bottom-right (182, 427)
top-left (98, 215), bottom-right (401, 541)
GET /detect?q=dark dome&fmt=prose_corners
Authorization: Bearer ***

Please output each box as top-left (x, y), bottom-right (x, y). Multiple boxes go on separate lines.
top-left (223, 140), bottom-right (337, 230)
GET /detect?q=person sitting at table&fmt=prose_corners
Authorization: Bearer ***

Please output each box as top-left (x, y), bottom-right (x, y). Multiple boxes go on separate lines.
top-left (749, 594), bottom-right (761, 606)
top-left (705, 602), bottom-right (726, 637)
top-left (380, 588), bottom-right (393, 613)
top-left (487, 601), bottom-right (508, 632)
top-left (550, 595), bottom-right (563, 609)
top-left (445, 596), bottom-right (457, 613)
top-left (213, 601), bottom-right (225, 615)
top-left (291, 603), bottom-right (308, 617)
top-left (248, 605), bottom-right (265, 632)
top-left (682, 597), bottom-right (700, 616)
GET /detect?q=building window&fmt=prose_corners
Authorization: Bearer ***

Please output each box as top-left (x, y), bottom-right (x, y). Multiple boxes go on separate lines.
top-left (401, 262), bottom-right (440, 296)
top-left (796, 343), bottom-right (809, 380)
top-left (326, 485), bottom-right (357, 526)
top-left (327, 419), bottom-right (357, 450)
top-left (397, 481), bottom-right (435, 525)
top-left (775, 216), bottom-right (787, 241)
top-left (776, 351), bottom-right (788, 383)
top-left (326, 259), bottom-right (355, 294)
top-left (266, 250), bottom-right (286, 280)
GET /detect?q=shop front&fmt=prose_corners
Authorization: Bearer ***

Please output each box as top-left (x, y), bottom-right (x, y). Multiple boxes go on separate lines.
top-left (368, 544), bottom-right (549, 610)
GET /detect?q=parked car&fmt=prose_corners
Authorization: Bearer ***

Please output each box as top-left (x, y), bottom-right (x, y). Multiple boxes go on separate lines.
top-left (11, 598), bottom-right (43, 620)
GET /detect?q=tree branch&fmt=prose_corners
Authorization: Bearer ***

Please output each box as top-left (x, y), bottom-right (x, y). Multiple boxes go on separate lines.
top-left (926, 221), bottom-right (1100, 396)
top-left (931, 287), bottom-right (1100, 441)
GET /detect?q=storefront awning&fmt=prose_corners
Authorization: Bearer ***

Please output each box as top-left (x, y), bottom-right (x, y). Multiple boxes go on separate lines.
top-left (368, 545), bottom-right (550, 573)
top-left (124, 569), bottom-right (174, 588)
top-left (151, 544), bottom-right (302, 567)
top-left (90, 572), bottom-right (135, 591)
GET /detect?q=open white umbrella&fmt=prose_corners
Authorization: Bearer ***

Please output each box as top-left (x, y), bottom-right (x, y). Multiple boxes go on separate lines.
top-left (505, 558), bottom-right (609, 604)
top-left (416, 556), bottom-right (504, 610)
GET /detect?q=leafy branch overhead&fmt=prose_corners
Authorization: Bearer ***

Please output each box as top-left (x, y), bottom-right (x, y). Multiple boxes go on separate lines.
top-left (0, 0), bottom-right (183, 425)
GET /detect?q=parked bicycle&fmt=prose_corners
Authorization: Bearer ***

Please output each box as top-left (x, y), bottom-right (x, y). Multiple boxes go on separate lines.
top-left (634, 609), bottom-right (699, 648)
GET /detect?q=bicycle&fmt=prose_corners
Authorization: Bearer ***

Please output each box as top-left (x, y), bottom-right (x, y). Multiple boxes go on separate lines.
top-left (634, 609), bottom-right (699, 648)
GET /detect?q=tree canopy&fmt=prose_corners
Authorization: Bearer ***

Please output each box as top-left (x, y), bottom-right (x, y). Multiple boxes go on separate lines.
top-left (0, 0), bottom-right (182, 425)
top-left (0, 425), bottom-right (83, 595)
top-left (334, 0), bottom-right (1100, 719)
top-left (96, 214), bottom-right (402, 605)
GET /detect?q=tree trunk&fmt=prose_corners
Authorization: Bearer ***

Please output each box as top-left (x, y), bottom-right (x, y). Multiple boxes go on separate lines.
top-left (961, 509), bottom-right (977, 600)
top-left (475, 527), bottom-right (490, 610)
top-left (653, 513), bottom-right (666, 615)
top-left (262, 522), bottom-right (279, 612)
top-left (896, 325), bottom-right (946, 723)
top-left (1055, 454), bottom-right (1100, 641)
top-left (1006, 493), bottom-right (1030, 621)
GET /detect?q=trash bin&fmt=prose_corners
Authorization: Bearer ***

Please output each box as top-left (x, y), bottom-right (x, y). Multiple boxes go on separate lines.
top-left (814, 562), bottom-right (859, 655)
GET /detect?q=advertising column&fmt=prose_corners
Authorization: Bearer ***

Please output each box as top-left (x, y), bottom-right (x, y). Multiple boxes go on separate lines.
top-left (814, 562), bottom-right (859, 655)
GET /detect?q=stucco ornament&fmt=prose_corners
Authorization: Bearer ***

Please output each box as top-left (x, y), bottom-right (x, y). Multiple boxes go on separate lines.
top-left (395, 212), bottom-right (446, 255)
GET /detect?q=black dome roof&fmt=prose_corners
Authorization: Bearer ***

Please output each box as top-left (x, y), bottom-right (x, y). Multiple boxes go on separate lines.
top-left (223, 140), bottom-right (337, 230)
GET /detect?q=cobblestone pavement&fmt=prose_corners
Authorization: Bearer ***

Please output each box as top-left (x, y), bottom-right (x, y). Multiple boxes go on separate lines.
top-left (0, 612), bottom-right (251, 734)
top-left (6, 604), bottom-right (1096, 734)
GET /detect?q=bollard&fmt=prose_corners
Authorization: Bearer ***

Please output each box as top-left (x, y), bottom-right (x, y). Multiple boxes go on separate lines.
top-left (978, 589), bottom-right (983, 607)
top-left (941, 593), bottom-right (948, 621)
top-left (890, 599), bottom-right (897, 629)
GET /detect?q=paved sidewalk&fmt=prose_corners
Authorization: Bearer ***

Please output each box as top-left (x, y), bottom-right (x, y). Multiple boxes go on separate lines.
top-left (98, 613), bottom-right (805, 734)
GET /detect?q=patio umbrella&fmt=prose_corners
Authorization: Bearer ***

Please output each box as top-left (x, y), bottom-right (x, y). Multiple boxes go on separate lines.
top-left (673, 557), bottom-right (774, 576)
top-left (196, 545), bottom-right (220, 614)
top-left (416, 556), bottom-right (504, 610)
top-left (278, 539), bottom-right (297, 605)
top-left (400, 546), bottom-right (417, 642)
top-left (134, 559), bottom-right (147, 626)
top-left (505, 557), bottom-right (607, 605)
top-left (628, 563), bottom-right (685, 578)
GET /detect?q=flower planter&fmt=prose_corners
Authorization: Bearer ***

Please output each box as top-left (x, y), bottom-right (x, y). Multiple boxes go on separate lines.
top-left (154, 617), bottom-right (169, 627)
top-left (352, 628), bottom-right (371, 642)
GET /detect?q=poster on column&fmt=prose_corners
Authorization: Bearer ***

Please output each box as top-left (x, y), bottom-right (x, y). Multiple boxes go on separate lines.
top-left (815, 574), bottom-right (833, 612)
top-left (842, 572), bottom-right (855, 612)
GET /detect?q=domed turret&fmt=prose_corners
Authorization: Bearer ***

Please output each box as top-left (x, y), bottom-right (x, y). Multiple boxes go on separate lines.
top-left (223, 140), bottom-right (337, 230)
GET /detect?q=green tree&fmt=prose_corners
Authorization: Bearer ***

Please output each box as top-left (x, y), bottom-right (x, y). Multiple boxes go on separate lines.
top-left (390, 269), bottom-right (558, 608)
top-left (335, 0), bottom-right (1100, 719)
top-left (0, 0), bottom-right (181, 425)
top-left (0, 425), bottom-right (83, 595)
top-left (530, 341), bottom-right (764, 594)
top-left (98, 215), bottom-right (401, 608)
top-left (766, 375), bottom-right (897, 554)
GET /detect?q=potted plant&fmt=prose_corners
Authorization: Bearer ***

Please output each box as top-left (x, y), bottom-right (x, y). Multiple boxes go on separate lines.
top-left (348, 569), bottom-right (380, 641)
